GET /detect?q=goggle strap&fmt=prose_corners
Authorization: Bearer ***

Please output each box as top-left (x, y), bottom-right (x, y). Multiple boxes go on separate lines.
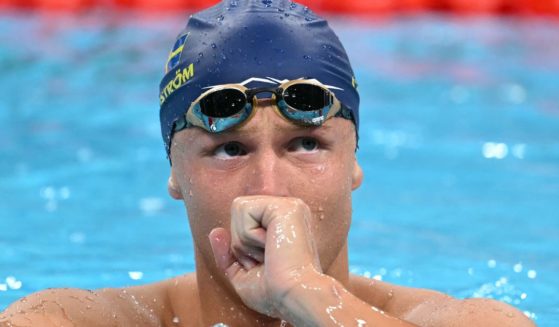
top-left (335, 104), bottom-right (359, 150)
top-left (334, 104), bottom-right (354, 121)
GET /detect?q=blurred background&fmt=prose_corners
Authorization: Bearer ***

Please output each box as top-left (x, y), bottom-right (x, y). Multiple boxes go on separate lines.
top-left (1, 0), bottom-right (558, 325)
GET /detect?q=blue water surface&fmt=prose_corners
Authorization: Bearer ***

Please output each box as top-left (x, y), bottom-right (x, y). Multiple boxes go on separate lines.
top-left (0, 10), bottom-right (558, 326)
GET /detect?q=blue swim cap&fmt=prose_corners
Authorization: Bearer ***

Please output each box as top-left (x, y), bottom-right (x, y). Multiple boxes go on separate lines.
top-left (159, 0), bottom-right (360, 159)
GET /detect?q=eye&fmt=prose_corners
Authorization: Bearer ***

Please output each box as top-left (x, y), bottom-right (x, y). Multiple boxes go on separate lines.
top-left (289, 137), bottom-right (319, 153)
top-left (214, 141), bottom-right (247, 159)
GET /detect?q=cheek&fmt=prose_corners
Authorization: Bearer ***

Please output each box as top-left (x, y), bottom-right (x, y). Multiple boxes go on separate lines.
top-left (180, 166), bottom-right (242, 242)
top-left (293, 161), bottom-right (352, 243)
top-left (303, 156), bottom-right (354, 203)
top-left (309, 169), bottom-right (352, 232)
top-left (298, 159), bottom-right (354, 261)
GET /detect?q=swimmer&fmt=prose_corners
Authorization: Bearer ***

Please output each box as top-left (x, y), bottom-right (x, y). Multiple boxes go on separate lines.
top-left (1, 1), bottom-right (536, 326)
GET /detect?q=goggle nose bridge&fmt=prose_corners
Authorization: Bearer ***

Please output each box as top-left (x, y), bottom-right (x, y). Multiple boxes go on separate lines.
top-left (244, 86), bottom-right (284, 102)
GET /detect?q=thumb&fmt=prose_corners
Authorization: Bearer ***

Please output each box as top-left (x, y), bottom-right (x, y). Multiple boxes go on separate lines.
top-left (209, 227), bottom-right (263, 288)
top-left (208, 227), bottom-right (236, 272)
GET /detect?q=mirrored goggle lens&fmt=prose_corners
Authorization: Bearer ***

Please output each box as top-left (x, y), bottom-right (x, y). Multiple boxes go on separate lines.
top-left (283, 84), bottom-right (333, 111)
top-left (199, 89), bottom-right (247, 118)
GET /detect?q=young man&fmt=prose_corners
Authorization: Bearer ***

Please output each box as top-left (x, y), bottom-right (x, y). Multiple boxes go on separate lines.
top-left (1, 1), bottom-right (535, 326)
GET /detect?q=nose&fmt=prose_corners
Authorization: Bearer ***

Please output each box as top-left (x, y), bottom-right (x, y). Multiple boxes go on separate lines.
top-left (244, 148), bottom-right (290, 197)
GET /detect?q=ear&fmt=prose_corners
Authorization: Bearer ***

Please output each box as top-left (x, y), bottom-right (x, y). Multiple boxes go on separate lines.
top-left (351, 159), bottom-right (363, 190)
top-left (167, 173), bottom-right (183, 200)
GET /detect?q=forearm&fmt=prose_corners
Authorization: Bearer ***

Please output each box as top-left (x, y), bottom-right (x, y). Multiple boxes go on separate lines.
top-left (279, 271), bottom-right (418, 327)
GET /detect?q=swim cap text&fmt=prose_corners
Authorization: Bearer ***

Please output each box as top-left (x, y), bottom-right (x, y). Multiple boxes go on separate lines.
top-left (160, 63), bottom-right (195, 105)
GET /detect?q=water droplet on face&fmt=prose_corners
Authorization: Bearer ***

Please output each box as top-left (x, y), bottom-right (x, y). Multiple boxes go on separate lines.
top-left (173, 316), bottom-right (180, 324)
top-left (506, 312), bottom-right (515, 318)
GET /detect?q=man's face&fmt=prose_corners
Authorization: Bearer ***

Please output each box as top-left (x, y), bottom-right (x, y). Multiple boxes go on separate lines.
top-left (168, 99), bottom-right (363, 273)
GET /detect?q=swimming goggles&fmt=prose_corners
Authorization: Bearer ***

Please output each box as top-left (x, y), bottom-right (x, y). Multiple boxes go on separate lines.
top-left (173, 78), bottom-right (354, 134)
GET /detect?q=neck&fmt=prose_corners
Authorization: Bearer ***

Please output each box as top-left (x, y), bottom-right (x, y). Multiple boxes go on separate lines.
top-left (194, 242), bottom-right (350, 327)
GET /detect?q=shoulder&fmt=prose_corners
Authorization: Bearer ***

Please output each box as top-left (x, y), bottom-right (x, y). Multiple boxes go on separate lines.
top-left (0, 278), bottom-right (178, 327)
top-left (404, 297), bottom-right (536, 327)
top-left (1, 287), bottom-right (140, 327)
top-left (349, 274), bottom-right (536, 327)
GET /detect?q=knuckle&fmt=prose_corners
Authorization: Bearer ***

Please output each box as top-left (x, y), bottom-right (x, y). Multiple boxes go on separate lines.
top-left (290, 198), bottom-right (310, 212)
top-left (231, 197), bottom-right (244, 209)
top-left (239, 229), bottom-right (251, 241)
top-left (291, 197), bottom-right (303, 205)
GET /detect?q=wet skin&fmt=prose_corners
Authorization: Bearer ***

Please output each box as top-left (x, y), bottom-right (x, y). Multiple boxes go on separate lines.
top-left (1, 99), bottom-right (536, 327)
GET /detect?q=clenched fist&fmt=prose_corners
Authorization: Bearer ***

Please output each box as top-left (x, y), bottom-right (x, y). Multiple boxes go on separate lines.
top-left (208, 196), bottom-right (323, 318)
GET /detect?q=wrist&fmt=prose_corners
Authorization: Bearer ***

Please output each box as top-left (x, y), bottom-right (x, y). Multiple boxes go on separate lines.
top-left (276, 268), bottom-right (334, 327)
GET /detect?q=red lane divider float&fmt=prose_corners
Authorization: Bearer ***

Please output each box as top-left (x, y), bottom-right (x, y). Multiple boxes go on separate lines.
top-left (0, 0), bottom-right (558, 17)
top-left (115, 0), bottom-right (217, 11)
top-left (445, 0), bottom-right (504, 14)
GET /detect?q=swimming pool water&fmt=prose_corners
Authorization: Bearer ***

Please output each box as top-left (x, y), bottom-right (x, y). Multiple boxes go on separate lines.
top-left (0, 11), bottom-right (558, 326)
